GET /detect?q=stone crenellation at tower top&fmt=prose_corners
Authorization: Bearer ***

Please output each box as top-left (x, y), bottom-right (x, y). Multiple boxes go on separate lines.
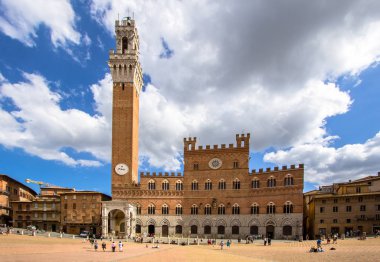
top-left (183, 133), bottom-right (250, 151)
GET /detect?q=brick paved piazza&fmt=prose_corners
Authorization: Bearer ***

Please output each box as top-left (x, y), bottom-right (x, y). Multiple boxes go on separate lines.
top-left (1, 235), bottom-right (380, 262)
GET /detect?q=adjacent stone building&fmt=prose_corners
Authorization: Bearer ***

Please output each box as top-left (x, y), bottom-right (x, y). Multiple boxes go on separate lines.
top-left (102, 17), bottom-right (304, 240)
top-left (304, 173), bottom-right (380, 239)
top-left (0, 174), bottom-right (36, 225)
top-left (61, 191), bottom-right (111, 235)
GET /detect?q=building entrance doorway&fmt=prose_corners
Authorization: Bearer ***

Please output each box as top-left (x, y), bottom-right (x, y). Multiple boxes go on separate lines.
top-left (108, 209), bottom-right (125, 237)
top-left (162, 225), bottom-right (168, 237)
top-left (266, 225), bottom-right (275, 238)
top-left (148, 225), bottom-right (155, 236)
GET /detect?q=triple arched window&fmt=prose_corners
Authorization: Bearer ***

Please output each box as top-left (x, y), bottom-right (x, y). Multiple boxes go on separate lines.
top-left (218, 179), bottom-right (226, 190)
top-left (175, 180), bottom-right (183, 191)
top-left (251, 203), bottom-right (259, 214)
top-left (148, 204), bottom-right (155, 215)
top-left (252, 178), bottom-right (260, 189)
top-left (148, 180), bottom-right (156, 190)
top-left (162, 204), bottom-right (169, 215)
top-left (162, 180), bottom-right (169, 191)
top-left (204, 204), bottom-right (212, 215)
top-left (267, 202), bottom-right (276, 214)
top-left (175, 204), bottom-right (183, 215)
top-left (191, 180), bottom-right (199, 191)
top-left (267, 176), bottom-right (276, 188)
top-left (284, 174), bottom-right (294, 186)
top-left (232, 203), bottom-right (240, 215)
top-left (283, 201), bottom-right (293, 214)
top-left (218, 204), bottom-right (225, 215)
top-left (205, 179), bottom-right (212, 190)
top-left (233, 178), bottom-right (240, 189)
top-left (191, 204), bottom-right (198, 215)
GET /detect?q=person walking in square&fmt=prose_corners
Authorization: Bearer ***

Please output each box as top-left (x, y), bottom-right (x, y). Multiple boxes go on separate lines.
top-left (101, 242), bottom-right (106, 252)
top-left (220, 240), bottom-right (224, 250)
top-left (94, 240), bottom-right (98, 252)
top-left (118, 241), bottom-right (123, 252)
top-left (226, 239), bottom-right (231, 248)
top-left (111, 241), bottom-right (116, 252)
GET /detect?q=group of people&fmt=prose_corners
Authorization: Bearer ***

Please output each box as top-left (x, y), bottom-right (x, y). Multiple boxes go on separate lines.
top-left (92, 240), bottom-right (124, 252)
top-left (263, 237), bottom-right (272, 246)
top-left (219, 240), bottom-right (232, 250)
top-left (326, 234), bottom-right (338, 244)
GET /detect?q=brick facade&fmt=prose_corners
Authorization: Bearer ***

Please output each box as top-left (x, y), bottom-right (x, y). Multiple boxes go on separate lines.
top-left (103, 17), bottom-right (304, 240)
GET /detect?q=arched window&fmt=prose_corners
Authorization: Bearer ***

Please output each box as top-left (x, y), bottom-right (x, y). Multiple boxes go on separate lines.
top-left (218, 204), bottom-right (225, 215)
top-left (191, 180), bottom-right (198, 191)
top-left (252, 178), bottom-right (260, 189)
top-left (191, 204), bottom-right (198, 215)
top-left (193, 162), bottom-right (199, 170)
top-left (232, 225), bottom-right (239, 234)
top-left (191, 225), bottom-right (198, 234)
top-left (162, 204), bottom-right (169, 215)
top-left (175, 180), bottom-right (183, 191)
top-left (233, 178), bottom-right (240, 189)
top-left (122, 37), bottom-right (128, 53)
top-left (217, 225), bottom-right (225, 234)
top-left (128, 64), bottom-right (132, 74)
top-left (251, 203), bottom-right (259, 214)
top-left (284, 174), bottom-right (294, 186)
top-left (283, 201), bottom-right (293, 214)
top-left (148, 180), bottom-right (156, 190)
top-left (205, 179), bottom-right (212, 190)
top-left (175, 225), bottom-right (182, 234)
top-left (204, 204), bottom-right (212, 215)
top-left (232, 203), bottom-right (240, 215)
top-left (204, 225), bottom-right (211, 234)
top-left (267, 202), bottom-right (276, 214)
top-left (267, 176), bottom-right (276, 188)
top-left (136, 204), bottom-right (141, 215)
top-left (175, 204), bottom-right (182, 215)
top-left (148, 204), bottom-right (155, 215)
top-left (162, 180), bottom-right (169, 191)
top-left (218, 179), bottom-right (226, 190)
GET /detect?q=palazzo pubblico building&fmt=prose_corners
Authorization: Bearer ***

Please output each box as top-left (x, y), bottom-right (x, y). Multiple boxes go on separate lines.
top-left (101, 17), bottom-right (304, 240)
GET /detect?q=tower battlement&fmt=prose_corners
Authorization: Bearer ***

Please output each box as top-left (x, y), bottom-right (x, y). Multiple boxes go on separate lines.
top-left (184, 133), bottom-right (250, 152)
top-left (115, 17), bottom-right (136, 27)
top-left (250, 164), bottom-right (304, 175)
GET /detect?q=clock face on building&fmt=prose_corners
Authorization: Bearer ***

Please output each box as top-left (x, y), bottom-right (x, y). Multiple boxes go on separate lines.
top-left (115, 163), bottom-right (129, 175)
top-left (209, 158), bottom-right (222, 169)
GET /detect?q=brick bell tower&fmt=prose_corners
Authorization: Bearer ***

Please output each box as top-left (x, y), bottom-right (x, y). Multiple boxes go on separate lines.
top-left (108, 17), bottom-right (143, 197)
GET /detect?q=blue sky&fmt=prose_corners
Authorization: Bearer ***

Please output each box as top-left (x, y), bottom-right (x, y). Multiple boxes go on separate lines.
top-left (0, 1), bottom-right (380, 195)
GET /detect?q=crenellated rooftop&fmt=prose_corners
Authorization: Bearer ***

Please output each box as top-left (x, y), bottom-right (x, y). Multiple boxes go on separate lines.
top-left (250, 164), bottom-right (304, 175)
top-left (184, 133), bottom-right (250, 152)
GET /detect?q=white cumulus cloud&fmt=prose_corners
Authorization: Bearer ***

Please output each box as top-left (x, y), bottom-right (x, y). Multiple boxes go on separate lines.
top-left (0, 0), bottom-right (81, 48)
top-left (0, 72), bottom-right (109, 167)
